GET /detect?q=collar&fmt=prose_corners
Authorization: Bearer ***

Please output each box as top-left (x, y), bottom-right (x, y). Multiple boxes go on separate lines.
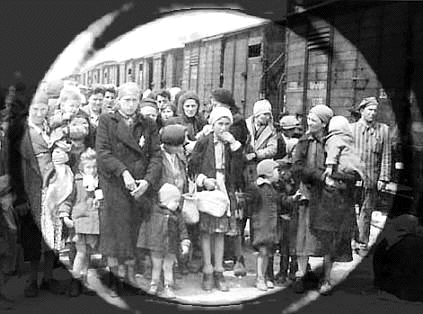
top-left (118, 110), bottom-right (136, 120)
top-left (257, 177), bottom-right (272, 186)
top-left (358, 118), bottom-right (376, 129)
top-left (28, 118), bottom-right (48, 134)
top-left (305, 131), bottom-right (324, 143)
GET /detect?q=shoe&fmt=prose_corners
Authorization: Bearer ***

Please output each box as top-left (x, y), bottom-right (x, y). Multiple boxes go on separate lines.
top-left (202, 273), bottom-right (214, 291)
top-left (108, 274), bottom-right (121, 298)
top-left (213, 272), bottom-right (229, 292)
top-left (293, 277), bottom-right (305, 294)
top-left (40, 278), bottom-right (66, 295)
top-left (148, 282), bottom-right (159, 295)
top-left (233, 256), bottom-right (247, 277)
top-left (275, 272), bottom-right (287, 285)
top-left (68, 278), bottom-right (82, 297)
top-left (256, 278), bottom-right (268, 291)
top-left (24, 280), bottom-right (39, 298)
top-left (266, 280), bottom-right (275, 289)
top-left (161, 284), bottom-right (176, 299)
top-left (319, 281), bottom-right (333, 296)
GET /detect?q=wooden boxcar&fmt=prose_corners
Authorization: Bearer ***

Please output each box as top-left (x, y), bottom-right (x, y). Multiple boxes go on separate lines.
top-left (284, 0), bottom-right (423, 206)
top-left (182, 21), bottom-right (285, 117)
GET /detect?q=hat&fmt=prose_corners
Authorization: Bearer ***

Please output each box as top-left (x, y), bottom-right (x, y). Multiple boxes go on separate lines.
top-left (328, 115), bottom-right (352, 136)
top-left (158, 183), bottom-right (181, 206)
top-left (257, 159), bottom-right (280, 177)
top-left (308, 105), bottom-right (334, 125)
top-left (253, 99), bottom-right (272, 117)
top-left (358, 97), bottom-right (378, 110)
top-left (160, 124), bottom-right (186, 146)
top-left (209, 107), bottom-right (233, 125)
top-left (140, 98), bottom-right (158, 111)
top-left (280, 115), bottom-right (300, 129)
top-left (211, 88), bottom-right (235, 107)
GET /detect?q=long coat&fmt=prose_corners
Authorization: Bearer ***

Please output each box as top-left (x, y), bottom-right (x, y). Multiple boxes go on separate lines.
top-left (96, 111), bottom-right (162, 260)
top-left (292, 133), bottom-right (356, 261)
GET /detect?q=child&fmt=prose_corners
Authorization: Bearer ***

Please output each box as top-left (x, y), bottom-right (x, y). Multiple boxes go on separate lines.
top-left (189, 107), bottom-right (243, 292)
top-left (137, 183), bottom-right (190, 299)
top-left (49, 86), bottom-right (93, 173)
top-left (245, 159), bottom-right (280, 291)
top-left (59, 148), bottom-right (102, 297)
top-left (324, 115), bottom-right (366, 184)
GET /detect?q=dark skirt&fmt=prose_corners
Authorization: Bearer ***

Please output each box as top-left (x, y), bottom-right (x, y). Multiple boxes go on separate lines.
top-left (199, 212), bottom-right (229, 234)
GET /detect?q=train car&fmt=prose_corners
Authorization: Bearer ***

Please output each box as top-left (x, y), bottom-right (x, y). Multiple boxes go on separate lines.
top-left (182, 21), bottom-right (285, 117)
top-left (284, 0), bottom-right (423, 205)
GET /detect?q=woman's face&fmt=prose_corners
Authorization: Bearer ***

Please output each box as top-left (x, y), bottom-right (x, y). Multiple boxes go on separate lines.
top-left (28, 102), bottom-right (49, 126)
top-left (183, 99), bottom-right (198, 118)
top-left (88, 93), bottom-right (104, 115)
top-left (118, 90), bottom-right (139, 116)
top-left (307, 112), bottom-right (325, 134)
top-left (160, 107), bottom-right (174, 121)
top-left (212, 117), bottom-right (231, 136)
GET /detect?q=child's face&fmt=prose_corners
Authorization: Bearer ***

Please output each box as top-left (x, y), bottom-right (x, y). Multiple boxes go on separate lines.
top-left (164, 198), bottom-right (179, 211)
top-left (61, 98), bottom-right (81, 116)
top-left (269, 167), bottom-right (281, 183)
top-left (82, 160), bottom-right (97, 176)
top-left (160, 107), bottom-right (174, 121)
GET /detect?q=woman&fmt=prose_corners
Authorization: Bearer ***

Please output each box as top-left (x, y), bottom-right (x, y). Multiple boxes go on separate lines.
top-left (167, 91), bottom-right (207, 154)
top-left (96, 82), bottom-right (162, 296)
top-left (189, 107), bottom-right (243, 292)
top-left (292, 104), bottom-right (358, 295)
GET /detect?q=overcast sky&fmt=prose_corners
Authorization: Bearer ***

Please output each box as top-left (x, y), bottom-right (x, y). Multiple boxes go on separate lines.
top-left (43, 10), bottom-right (267, 82)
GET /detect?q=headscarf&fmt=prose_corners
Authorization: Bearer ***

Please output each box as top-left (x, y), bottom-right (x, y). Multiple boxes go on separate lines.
top-left (309, 105), bottom-right (334, 125)
top-left (253, 99), bottom-right (272, 117)
top-left (208, 107), bottom-right (233, 126)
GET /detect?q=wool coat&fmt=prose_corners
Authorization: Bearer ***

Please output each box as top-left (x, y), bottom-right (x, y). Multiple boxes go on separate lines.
top-left (96, 111), bottom-right (162, 260)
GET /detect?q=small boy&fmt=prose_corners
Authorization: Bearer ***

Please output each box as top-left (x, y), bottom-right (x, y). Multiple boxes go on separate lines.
top-left (136, 183), bottom-right (190, 299)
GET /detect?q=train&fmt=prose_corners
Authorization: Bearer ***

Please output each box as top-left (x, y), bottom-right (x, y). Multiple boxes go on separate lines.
top-left (66, 20), bottom-right (286, 118)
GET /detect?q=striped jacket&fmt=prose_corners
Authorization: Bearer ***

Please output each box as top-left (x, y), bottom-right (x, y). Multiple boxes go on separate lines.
top-left (350, 119), bottom-right (391, 188)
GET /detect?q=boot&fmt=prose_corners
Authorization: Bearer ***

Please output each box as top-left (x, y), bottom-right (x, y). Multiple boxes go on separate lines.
top-left (233, 256), bottom-right (247, 277)
top-left (213, 271), bottom-right (229, 292)
top-left (68, 277), bottom-right (82, 297)
top-left (108, 273), bottom-right (120, 298)
top-left (201, 273), bottom-right (214, 291)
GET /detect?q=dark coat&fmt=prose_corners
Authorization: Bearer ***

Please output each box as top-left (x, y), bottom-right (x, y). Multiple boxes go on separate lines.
top-left (245, 181), bottom-right (279, 250)
top-left (137, 204), bottom-right (188, 256)
top-left (166, 115), bottom-right (207, 141)
top-left (96, 111), bottom-right (162, 259)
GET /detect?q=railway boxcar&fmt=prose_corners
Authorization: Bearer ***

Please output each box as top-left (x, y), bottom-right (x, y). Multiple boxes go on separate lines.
top-left (284, 0), bottom-right (423, 207)
top-left (182, 21), bottom-right (285, 117)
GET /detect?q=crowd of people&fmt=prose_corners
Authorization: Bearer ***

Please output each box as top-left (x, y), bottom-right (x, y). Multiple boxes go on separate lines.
top-left (0, 79), bottom-right (396, 308)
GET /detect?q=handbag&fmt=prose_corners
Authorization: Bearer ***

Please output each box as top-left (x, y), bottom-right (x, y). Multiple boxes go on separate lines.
top-left (196, 188), bottom-right (230, 218)
top-left (182, 180), bottom-right (199, 224)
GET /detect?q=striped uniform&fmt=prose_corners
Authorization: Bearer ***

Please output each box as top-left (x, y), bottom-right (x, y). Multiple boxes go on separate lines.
top-left (350, 118), bottom-right (391, 244)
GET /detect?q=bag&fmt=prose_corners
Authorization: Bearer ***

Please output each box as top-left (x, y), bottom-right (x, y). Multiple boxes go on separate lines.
top-left (182, 180), bottom-right (199, 224)
top-left (196, 189), bottom-right (230, 218)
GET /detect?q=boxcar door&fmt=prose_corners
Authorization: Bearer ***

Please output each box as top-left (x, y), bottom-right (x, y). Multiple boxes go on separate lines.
top-left (245, 31), bottom-right (264, 117)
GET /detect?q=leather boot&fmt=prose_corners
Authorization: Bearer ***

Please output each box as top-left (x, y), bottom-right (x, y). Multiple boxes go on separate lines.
top-left (202, 273), bottom-right (214, 291)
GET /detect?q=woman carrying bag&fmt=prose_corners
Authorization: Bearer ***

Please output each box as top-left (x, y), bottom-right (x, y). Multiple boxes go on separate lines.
top-left (189, 107), bottom-right (243, 292)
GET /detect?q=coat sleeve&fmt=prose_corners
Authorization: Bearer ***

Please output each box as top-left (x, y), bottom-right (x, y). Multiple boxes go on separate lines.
top-left (379, 124), bottom-right (392, 182)
top-left (177, 211), bottom-right (189, 241)
top-left (292, 137), bottom-right (324, 185)
top-left (255, 130), bottom-right (278, 160)
top-left (143, 122), bottom-right (162, 190)
top-left (95, 114), bottom-right (128, 179)
top-left (58, 183), bottom-right (76, 218)
top-left (188, 137), bottom-right (207, 178)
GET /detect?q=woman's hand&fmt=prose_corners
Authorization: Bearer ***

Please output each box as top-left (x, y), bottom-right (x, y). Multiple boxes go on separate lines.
top-left (122, 170), bottom-right (137, 191)
top-left (219, 131), bottom-right (236, 144)
top-left (130, 179), bottom-right (150, 199)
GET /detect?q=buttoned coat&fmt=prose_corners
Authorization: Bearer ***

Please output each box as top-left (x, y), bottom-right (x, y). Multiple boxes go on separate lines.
top-left (96, 111), bottom-right (162, 260)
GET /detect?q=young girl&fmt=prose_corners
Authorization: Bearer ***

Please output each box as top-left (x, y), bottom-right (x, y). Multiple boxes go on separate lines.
top-left (245, 159), bottom-right (280, 291)
top-left (189, 107), bottom-right (243, 292)
top-left (59, 148), bottom-right (102, 297)
top-left (137, 183), bottom-right (190, 299)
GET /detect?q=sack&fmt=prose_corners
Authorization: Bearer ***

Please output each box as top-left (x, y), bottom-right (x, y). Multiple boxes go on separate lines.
top-left (197, 189), bottom-right (230, 218)
top-left (182, 193), bottom-right (199, 224)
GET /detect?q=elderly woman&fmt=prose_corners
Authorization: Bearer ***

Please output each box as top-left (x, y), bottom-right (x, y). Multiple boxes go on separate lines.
top-left (292, 104), bottom-right (358, 295)
top-left (189, 107), bottom-right (243, 292)
top-left (96, 82), bottom-right (162, 296)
